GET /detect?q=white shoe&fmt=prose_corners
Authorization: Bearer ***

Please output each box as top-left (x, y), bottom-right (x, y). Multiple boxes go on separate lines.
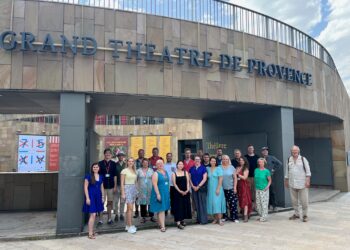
top-left (127, 227), bottom-right (136, 234)
top-left (234, 220), bottom-right (240, 223)
top-left (131, 225), bottom-right (137, 231)
top-left (125, 225), bottom-right (129, 231)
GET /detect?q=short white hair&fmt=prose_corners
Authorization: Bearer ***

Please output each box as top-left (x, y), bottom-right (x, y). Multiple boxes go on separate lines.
top-left (291, 145), bottom-right (300, 152)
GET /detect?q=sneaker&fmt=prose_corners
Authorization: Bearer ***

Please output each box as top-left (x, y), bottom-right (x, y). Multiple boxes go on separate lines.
top-left (131, 225), bottom-right (137, 231)
top-left (289, 214), bottom-right (300, 220)
top-left (302, 216), bottom-right (308, 222)
top-left (259, 218), bottom-right (267, 222)
top-left (127, 227), bottom-right (136, 234)
top-left (120, 215), bottom-right (124, 221)
top-left (97, 221), bottom-right (103, 226)
top-left (234, 220), bottom-right (240, 223)
top-left (107, 219), bottom-right (113, 225)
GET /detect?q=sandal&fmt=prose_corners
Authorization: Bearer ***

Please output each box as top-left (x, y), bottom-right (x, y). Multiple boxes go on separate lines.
top-left (88, 234), bottom-right (96, 239)
top-left (93, 232), bottom-right (98, 236)
top-left (212, 220), bottom-right (217, 224)
top-left (160, 227), bottom-right (166, 232)
top-left (218, 221), bottom-right (224, 226)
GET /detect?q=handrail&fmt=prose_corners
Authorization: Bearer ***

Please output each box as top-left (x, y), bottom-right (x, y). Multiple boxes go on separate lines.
top-left (38, 0), bottom-right (336, 71)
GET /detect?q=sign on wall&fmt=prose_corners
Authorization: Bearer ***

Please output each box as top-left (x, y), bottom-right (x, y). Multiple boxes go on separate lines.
top-left (130, 136), bottom-right (144, 159)
top-left (145, 136), bottom-right (157, 158)
top-left (48, 136), bottom-right (60, 171)
top-left (18, 135), bottom-right (47, 172)
top-left (104, 136), bottom-right (128, 157)
top-left (159, 136), bottom-right (171, 160)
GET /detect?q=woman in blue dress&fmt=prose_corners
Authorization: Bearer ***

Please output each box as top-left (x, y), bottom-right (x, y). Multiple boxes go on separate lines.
top-left (207, 157), bottom-right (226, 226)
top-left (150, 159), bottom-right (170, 232)
top-left (83, 163), bottom-right (104, 239)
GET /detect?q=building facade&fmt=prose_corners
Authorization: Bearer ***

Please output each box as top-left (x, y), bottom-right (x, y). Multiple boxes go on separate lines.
top-left (0, 0), bottom-right (349, 234)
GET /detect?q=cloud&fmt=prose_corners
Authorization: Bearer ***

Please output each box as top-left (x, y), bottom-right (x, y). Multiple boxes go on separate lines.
top-left (317, 0), bottom-right (350, 94)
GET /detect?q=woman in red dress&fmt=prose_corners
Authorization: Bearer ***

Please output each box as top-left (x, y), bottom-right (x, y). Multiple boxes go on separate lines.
top-left (236, 157), bottom-right (252, 222)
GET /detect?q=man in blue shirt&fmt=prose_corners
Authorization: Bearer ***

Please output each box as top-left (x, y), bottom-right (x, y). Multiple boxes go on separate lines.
top-left (164, 152), bottom-right (176, 216)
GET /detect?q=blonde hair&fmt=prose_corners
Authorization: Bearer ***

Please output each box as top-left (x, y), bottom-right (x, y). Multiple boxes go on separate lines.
top-left (257, 157), bottom-right (267, 167)
top-left (127, 157), bottom-right (136, 173)
top-left (222, 155), bottom-right (231, 166)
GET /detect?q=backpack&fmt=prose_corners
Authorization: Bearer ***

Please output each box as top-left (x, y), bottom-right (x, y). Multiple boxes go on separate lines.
top-left (287, 156), bottom-right (306, 173)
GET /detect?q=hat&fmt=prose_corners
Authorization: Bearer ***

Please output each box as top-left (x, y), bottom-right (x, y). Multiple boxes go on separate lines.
top-left (261, 146), bottom-right (269, 151)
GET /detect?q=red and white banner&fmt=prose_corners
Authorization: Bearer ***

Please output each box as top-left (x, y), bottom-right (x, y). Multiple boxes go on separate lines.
top-left (48, 136), bottom-right (60, 171)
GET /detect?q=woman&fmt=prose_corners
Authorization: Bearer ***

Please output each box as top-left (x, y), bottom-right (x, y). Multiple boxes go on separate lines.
top-left (83, 163), bottom-right (104, 239)
top-left (136, 158), bottom-right (155, 223)
top-left (221, 155), bottom-right (239, 223)
top-left (121, 158), bottom-right (138, 234)
top-left (150, 159), bottom-right (170, 232)
top-left (171, 160), bottom-right (192, 229)
top-left (207, 156), bottom-right (226, 225)
top-left (189, 156), bottom-right (208, 224)
top-left (236, 157), bottom-right (252, 222)
top-left (254, 158), bottom-right (272, 222)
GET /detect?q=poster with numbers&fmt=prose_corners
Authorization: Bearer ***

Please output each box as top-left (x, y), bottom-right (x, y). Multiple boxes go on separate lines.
top-left (18, 135), bottom-right (47, 172)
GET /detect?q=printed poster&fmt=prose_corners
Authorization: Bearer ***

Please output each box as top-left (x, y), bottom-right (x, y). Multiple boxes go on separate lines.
top-left (18, 135), bottom-right (47, 172)
top-left (159, 136), bottom-right (171, 160)
top-left (48, 136), bottom-right (60, 171)
top-left (145, 136), bottom-right (157, 158)
top-left (130, 136), bottom-right (144, 159)
top-left (104, 136), bottom-right (129, 157)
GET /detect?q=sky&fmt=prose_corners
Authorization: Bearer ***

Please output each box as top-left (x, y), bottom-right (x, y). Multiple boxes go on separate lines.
top-left (229, 0), bottom-right (350, 95)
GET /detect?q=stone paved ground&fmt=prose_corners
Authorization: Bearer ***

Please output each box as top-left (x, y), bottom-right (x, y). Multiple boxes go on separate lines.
top-left (1, 193), bottom-right (349, 250)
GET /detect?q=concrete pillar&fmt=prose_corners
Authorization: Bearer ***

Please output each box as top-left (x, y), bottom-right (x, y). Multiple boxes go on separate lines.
top-left (56, 93), bottom-right (91, 234)
top-left (202, 107), bottom-right (294, 207)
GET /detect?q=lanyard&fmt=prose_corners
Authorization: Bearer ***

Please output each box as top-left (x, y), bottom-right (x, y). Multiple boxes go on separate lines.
top-left (104, 160), bottom-right (111, 174)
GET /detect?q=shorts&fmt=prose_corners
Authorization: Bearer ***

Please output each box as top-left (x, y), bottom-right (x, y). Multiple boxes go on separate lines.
top-left (104, 188), bottom-right (114, 202)
top-left (125, 184), bottom-right (137, 204)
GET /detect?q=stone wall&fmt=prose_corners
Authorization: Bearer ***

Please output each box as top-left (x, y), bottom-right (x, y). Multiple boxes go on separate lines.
top-left (0, 172), bottom-right (58, 210)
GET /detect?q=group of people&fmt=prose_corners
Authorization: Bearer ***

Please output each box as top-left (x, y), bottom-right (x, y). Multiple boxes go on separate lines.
top-left (83, 145), bottom-right (312, 239)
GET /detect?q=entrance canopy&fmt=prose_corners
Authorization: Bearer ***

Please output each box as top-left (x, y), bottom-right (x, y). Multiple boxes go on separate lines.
top-left (0, 91), bottom-right (342, 123)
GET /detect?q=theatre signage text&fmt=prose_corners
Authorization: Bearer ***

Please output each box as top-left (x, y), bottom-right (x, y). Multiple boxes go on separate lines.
top-left (0, 31), bottom-right (312, 86)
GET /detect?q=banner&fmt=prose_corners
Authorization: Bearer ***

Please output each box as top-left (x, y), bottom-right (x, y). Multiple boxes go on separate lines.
top-left (145, 136), bottom-right (157, 158)
top-left (18, 135), bottom-right (47, 172)
top-left (104, 136), bottom-right (129, 157)
top-left (130, 136), bottom-right (144, 159)
top-left (48, 136), bottom-right (60, 171)
top-left (159, 136), bottom-right (171, 160)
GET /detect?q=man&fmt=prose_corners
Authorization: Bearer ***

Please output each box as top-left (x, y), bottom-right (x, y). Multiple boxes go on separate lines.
top-left (183, 148), bottom-right (195, 172)
top-left (135, 149), bottom-right (145, 170)
top-left (216, 148), bottom-right (223, 165)
top-left (261, 146), bottom-right (282, 212)
top-left (202, 153), bottom-right (210, 167)
top-left (231, 149), bottom-right (242, 168)
top-left (134, 149), bottom-right (145, 218)
top-left (114, 152), bottom-right (126, 222)
top-left (164, 152), bottom-right (176, 216)
top-left (196, 149), bottom-right (204, 162)
top-left (149, 147), bottom-right (163, 171)
top-left (244, 145), bottom-right (259, 208)
top-left (285, 145), bottom-right (311, 222)
top-left (98, 148), bottom-right (117, 225)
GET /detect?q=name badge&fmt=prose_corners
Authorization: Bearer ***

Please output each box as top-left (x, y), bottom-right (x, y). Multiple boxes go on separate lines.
top-left (165, 182), bottom-right (169, 186)
top-left (105, 174), bottom-right (110, 178)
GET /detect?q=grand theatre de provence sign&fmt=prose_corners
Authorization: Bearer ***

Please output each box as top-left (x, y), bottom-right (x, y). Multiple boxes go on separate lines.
top-left (0, 31), bottom-right (312, 86)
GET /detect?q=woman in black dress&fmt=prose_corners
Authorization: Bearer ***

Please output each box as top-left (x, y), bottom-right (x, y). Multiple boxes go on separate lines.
top-left (171, 160), bottom-right (192, 229)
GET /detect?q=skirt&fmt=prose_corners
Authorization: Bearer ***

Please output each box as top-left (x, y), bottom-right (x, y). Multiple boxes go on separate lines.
top-left (125, 184), bottom-right (137, 204)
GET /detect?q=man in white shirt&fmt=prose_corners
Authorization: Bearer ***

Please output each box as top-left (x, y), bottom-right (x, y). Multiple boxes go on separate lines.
top-left (284, 145), bottom-right (311, 222)
top-left (164, 152), bottom-right (176, 216)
